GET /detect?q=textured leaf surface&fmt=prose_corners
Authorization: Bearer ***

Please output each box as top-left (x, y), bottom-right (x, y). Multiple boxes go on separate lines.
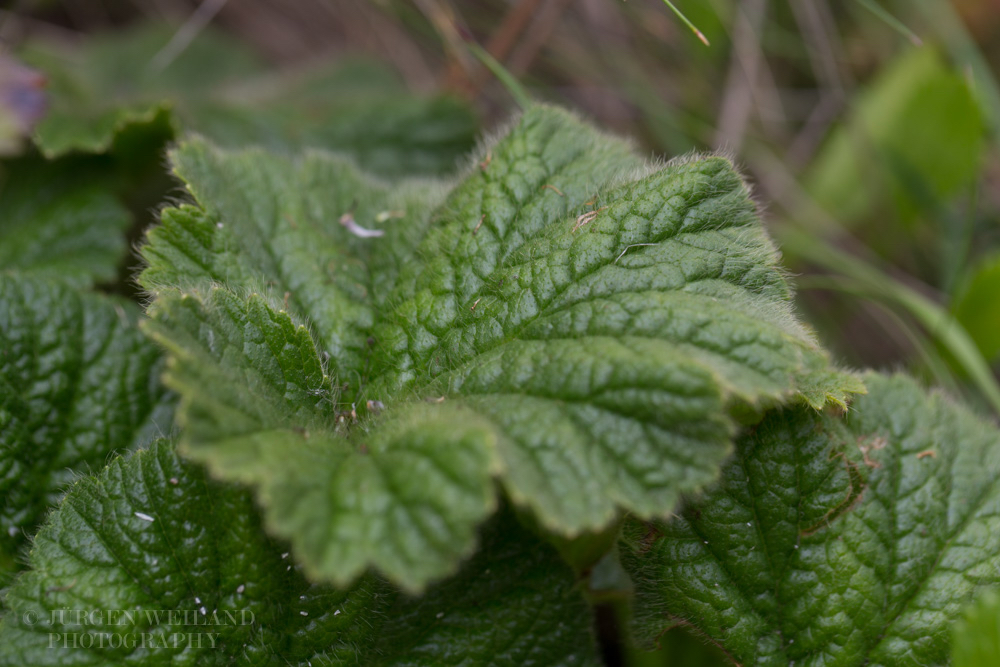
top-left (0, 441), bottom-right (600, 667)
top-left (378, 507), bottom-right (602, 667)
top-left (144, 287), bottom-right (500, 590)
top-left (0, 439), bottom-right (395, 665)
top-left (621, 373), bottom-right (1000, 666)
top-left (141, 105), bottom-right (861, 590)
top-left (140, 139), bottom-right (450, 385)
top-left (0, 274), bottom-right (173, 567)
top-left (21, 23), bottom-right (476, 175)
top-left (0, 156), bottom-right (130, 287)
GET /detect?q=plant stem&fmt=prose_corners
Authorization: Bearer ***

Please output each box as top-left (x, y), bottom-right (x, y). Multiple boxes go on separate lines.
top-left (466, 41), bottom-right (533, 109)
top-left (659, 0), bottom-right (710, 46)
top-left (853, 0), bottom-right (922, 46)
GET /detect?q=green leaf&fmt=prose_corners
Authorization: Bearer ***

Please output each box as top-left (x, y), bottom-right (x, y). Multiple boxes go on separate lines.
top-left (953, 590), bottom-right (1000, 667)
top-left (188, 91), bottom-right (478, 179)
top-left (140, 140), bottom-right (450, 385)
top-left (0, 274), bottom-right (173, 567)
top-left (377, 507), bottom-right (602, 666)
top-left (144, 288), bottom-right (501, 590)
top-left (621, 372), bottom-right (1000, 666)
top-left (21, 23), bottom-right (477, 176)
top-left (141, 105), bottom-right (861, 590)
top-left (0, 155), bottom-right (131, 287)
top-left (0, 440), bottom-right (601, 666)
top-left (807, 47), bottom-right (984, 226)
top-left (21, 23), bottom-right (257, 157)
top-left (0, 438), bottom-right (395, 665)
top-left (953, 251), bottom-right (1000, 362)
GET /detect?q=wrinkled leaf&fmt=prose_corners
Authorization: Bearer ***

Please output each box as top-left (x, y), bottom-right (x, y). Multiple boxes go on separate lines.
top-left (0, 439), bottom-right (601, 666)
top-left (0, 439), bottom-right (395, 665)
top-left (141, 105), bottom-right (862, 590)
top-left (0, 155), bottom-right (130, 287)
top-left (0, 274), bottom-right (173, 567)
top-left (378, 507), bottom-right (602, 667)
top-left (622, 373), bottom-right (1000, 666)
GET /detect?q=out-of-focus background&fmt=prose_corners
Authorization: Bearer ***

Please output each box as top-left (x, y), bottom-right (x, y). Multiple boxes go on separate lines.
top-left (2, 1), bottom-right (999, 663)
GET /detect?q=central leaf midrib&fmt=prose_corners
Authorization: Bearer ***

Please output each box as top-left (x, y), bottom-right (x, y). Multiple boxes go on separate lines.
top-left (393, 178), bottom-right (765, 399)
top-left (865, 418), bottom-right (1000, 662)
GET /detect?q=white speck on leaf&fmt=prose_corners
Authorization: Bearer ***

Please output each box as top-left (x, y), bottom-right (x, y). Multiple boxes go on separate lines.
top-left (300, 611), bottom-right (308, 616)
top-left (334, 609), bottom-right (341, 616)
top-left (134, 512), bottom-right (155, 522)
top-left (614, 243), bottom-right (659, 264)
top-left (237, 585), bottom-right (245, 594)
top-left (339, 212), bottom-right (384, 238)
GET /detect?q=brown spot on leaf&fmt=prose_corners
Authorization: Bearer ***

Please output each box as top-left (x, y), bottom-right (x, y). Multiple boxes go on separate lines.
top-left (638, 523), bottom-right (664, 554)
top-left (857, 435), bottom-right (888, 469)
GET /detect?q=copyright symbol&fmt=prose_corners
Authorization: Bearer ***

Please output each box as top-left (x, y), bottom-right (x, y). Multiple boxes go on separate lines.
top-left (22, 611), bottom-right (38, 625)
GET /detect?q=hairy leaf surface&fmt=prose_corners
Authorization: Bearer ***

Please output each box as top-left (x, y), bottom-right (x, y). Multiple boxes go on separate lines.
top-left (0, 440), bottom-right (600, 667)
top-left (144, 287), bottom-right (500, 589)
top-left (141, 105), bottom-right (861, 590)
top-left (621, 373), bottom-right (1000, 666)
top-left (0, 274), bottom-right (173, 567)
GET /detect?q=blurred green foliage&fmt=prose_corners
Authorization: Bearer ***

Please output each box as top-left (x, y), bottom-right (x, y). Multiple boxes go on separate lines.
top-left (954, 252), bottom-right (1000, 362)
top-left (953, 590), bottom-right (1000, 667)
top-left (17, 23), bottom-right (477, 176)
top-left (807, 48), bottom-right (983, 231)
